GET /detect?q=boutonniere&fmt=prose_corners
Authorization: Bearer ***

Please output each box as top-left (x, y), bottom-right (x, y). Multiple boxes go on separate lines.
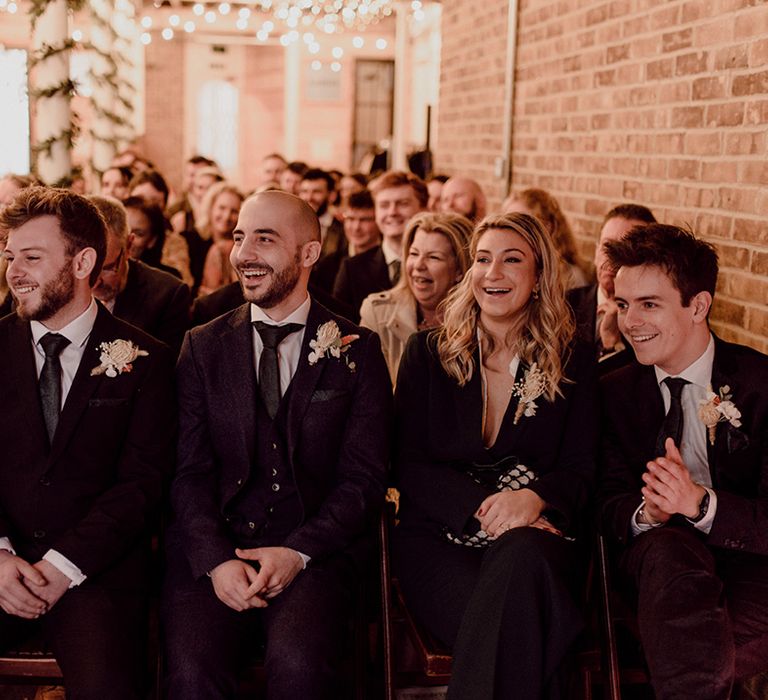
top-left (91, 339), bottom-right (149, 377)
top-left (308, 321), bottom-right (359, 372)
top-left (511, 361), bottom-right (547, 424)
top-left (698, 384), bottom-right (742, 445)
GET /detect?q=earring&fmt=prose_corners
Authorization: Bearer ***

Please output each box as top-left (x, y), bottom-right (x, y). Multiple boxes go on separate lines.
top-left (532, 287), bottom-right (539, 300)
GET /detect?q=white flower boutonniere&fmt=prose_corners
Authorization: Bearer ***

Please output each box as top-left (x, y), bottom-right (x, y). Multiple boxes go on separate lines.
top-left (91, 339), bottom-right (149, 378)
top-left (698, 384), bottom-right (742, 445)
top-left (308, 321), bottom-right (359, 372)
top-left (511, 362), bottom-right (547, 424)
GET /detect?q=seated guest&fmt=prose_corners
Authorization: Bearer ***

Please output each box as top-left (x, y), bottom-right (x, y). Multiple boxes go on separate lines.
top-left (439, 176), bottom-right (487, 223)
top-left (569, 203), bottom-right (656, 372)
top-left (256, 152), bottom-right (287, 188)
top-left (503, 188), bottom-right (591, 289)
top-left (0, 175), bottom-right (37, 318)
top-left (278, 161), bottom-right (308, 196)
top-left (360, 212), bottom-right (472, 383)
top-left (599, 225), bottom-right (768, 700)
top-left (426, 174), bottom-right (449, 212)
top-left (197, 182), bottom-right (244, 297)
top-left (170, 164), bottom-right (222, 236)
top-left (0, 187), bottom-right (174, 698)
top-left (312, 189), bottom-right (380, 295)
top-left (167, 155), bottom-right (217, 232)
top-left (123, 196), bottom-right (182, 278)
top-left (298, 168), bottom-right (346, 260)
top-left (129, 169), bottom-right (170, 209)
top-left (333, 170), bottom-right (428, 319)
top-left (90, 196), bottom-right (191, 354)
top-left (394, 212), bottom-right (597, 699)
top-left (337, 172), bottom-right (368, 209)
top-left (100, 166), bottom-right (133, 201)
top-left (163, 191), bottom-right (390, 698)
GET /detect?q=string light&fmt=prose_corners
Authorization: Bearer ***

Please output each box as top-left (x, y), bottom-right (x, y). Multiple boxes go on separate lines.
top-left (162, 27), bottom-right (174, 40)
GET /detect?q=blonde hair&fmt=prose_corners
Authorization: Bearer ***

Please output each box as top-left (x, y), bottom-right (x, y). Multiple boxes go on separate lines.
top-left (503, 188), bottom-right (589, 279)
top-left (198, 181), bottom-right (243, 240)
top-left (392, 211), bottom-right (473, 295)
top-left (435, 212), bottom-right (575, 401)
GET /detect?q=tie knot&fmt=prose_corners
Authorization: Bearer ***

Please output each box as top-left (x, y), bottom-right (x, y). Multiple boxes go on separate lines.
top-left (663, 376), bottom-right (688, 398)
top-left (253, 321), bottom-right (303, 349)
top-left (39, 333), bottom-right (70, 359)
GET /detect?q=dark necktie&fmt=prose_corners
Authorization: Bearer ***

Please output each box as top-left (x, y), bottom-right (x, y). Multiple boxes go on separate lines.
top-left (39, 332), bottom-right (71, 442)
top-left (655, 377), bottom-right (689, 456)
top-left (389, 259), bottom-right (401, 285)
top-left (253, 321), bottom-right (303, 419)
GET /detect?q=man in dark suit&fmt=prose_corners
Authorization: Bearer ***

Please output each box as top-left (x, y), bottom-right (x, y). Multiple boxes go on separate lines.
top-left (163, 190), bottom-right (391, 698)
top-left (0, 187), bottom-right (175, 698)
top-left (570, 203), bottom-right (656, 374)
top-left (598, 224), bottom-right (768, 699)
top-left (298, 168), bottom-right (346, 261)
top-left (90, 195), bottom-right (191, 353)
top-left (333, 170), bottom-right (427, 320)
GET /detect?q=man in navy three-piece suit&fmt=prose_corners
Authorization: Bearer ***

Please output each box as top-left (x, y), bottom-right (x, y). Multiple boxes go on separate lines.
top-left (599, 224), bottom-right (768, 699)
top-left (163, 191), bottom-right (392, 699)
top-left (0, 187), bottom-right (175, 699)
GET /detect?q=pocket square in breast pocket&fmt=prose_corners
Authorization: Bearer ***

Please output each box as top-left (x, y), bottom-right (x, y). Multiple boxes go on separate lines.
top-left (88, 397), bottom-right (129, 407)
top-left (310, 389), bottom-right (348, 403)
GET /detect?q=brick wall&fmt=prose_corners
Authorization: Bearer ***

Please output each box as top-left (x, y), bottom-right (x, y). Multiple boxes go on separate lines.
top-left (436, 0), bottom-right (768, 352)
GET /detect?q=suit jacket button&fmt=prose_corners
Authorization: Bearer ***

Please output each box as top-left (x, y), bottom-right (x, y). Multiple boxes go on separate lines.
top-left (236, 478), bottom-right (243, 486)
top-left (248, 521), bottom-right (255, 529)
top-left (271, 468), bottom-right (278, 477)
top-left (272, 443), bottom-right (277, 450)
top-left (39, 477), bottom-right (51, 486)
top-left (33, 530), bottom-right (45, 539)
top-left (267, 506), bottom-right (274, 514)
top-left (272, 483), bottom-right (280, 492)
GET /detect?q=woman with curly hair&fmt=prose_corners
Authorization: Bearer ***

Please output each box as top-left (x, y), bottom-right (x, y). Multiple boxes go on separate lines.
top-left (197, 181), bottom-right (244, 296)
top-left (503, 187), bottom-right (591, 290)
top-left (393, 212), bottom-right (598, 699)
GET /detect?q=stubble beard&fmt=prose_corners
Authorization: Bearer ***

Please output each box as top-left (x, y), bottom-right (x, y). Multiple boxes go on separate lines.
top-left (240, 249), bottom-right (303, 309)
top-left (14, 258), bottom-right (76, 322)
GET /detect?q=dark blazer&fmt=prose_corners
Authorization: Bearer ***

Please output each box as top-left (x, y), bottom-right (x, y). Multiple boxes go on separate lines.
top-left (0, 293), bottom-right (11, 319)
top-left (171, 299), bottom-right (392, 580)
top-left (568, 283), bottom-right (635, 375)
top-left (191, 281), bottom-right (356, 327)
top-left (599, 336), bottom-right (768, 555)
top-left (312, 247), bottom-right (347, 296)
top-left (0, 304), bottom-right (175, 587)
top-left (113, 259), bottom-right (191, 353)
top-left (332, 245), bottom-right (392, 321)
top-left (394, 332), bottom-right (598, 539)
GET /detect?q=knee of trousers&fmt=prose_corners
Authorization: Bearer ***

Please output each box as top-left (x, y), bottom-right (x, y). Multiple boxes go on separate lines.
top-left (630, 526), bottom-right (716, 580)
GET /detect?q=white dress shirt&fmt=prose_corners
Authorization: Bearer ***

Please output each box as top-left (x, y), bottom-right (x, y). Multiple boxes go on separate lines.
top-left (0, 298), bottom-right (99, 586)
top-left (632, 334), bottom-right (718, 535)
top-left (249, 294), bottom-right (311, 568)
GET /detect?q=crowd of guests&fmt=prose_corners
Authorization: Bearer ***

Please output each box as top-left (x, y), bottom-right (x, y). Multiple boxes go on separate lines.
top-left (0, 149), bottom-right (766, 700)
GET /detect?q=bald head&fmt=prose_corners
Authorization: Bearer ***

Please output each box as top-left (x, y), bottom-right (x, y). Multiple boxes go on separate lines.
top-left (440, 177), bottom-right (486, 222)
top-left (243, 190), bottom-right (321, 245)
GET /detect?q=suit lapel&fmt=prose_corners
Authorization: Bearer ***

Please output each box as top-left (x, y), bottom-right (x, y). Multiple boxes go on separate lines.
top-left (374, 248), bottom-right (391, 289)
top-left (633, 364), bottom-right (664, 459)
top-left (286, 301), bottom-right (331, 452)
top-left (219, 304), bottom-right (258, 467)
top-left (706, 338), bottom-right (739, 487)
top-left (48, 306), bottom-right (114, 464)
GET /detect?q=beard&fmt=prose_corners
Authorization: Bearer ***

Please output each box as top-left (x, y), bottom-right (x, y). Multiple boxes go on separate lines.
top-left (13, 259), bottom-right (76, 322)
top-left (239, 249), bottom-right (303, 309)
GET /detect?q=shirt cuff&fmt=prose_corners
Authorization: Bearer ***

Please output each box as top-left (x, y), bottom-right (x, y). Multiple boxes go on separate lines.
top-left (293, 550), bottom-right (310, 569)
top-left (43, 550), bottom-right (87, 588)
top-left (630, 501), bottom-right (665, 536)
top-left (686, 487), bottom-right (717, 535)
top-left (0, 537), bottom-right (15, 554)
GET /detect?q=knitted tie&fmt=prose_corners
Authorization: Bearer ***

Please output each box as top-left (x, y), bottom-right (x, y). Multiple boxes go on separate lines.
top-left (655, 377), bottom-right (689, 456)
top-left (253, 322), bottom-right (303, 419)
top-left (389, 259), bottom-right (401, 285)
top-left (39, 333), bottom-right (71, 442)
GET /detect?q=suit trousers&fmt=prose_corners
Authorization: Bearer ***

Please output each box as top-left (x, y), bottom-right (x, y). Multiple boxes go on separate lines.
top-left (621, 525), bottom-right (768, 700)
top-left (0, 584), bottom-right (148, 700)
top-left (162, 547), bottom-right (355, 700)
top-left (393, 526), bottom-right (584, 700)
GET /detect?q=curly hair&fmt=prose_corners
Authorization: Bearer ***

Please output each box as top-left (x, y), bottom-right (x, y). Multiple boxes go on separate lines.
top-left (197, 181), bottom-right (244, 241)
top-left (435, 212), bottom-right (574, 401)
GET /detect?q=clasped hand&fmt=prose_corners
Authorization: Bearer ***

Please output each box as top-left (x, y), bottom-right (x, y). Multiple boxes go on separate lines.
top-left (640, 437), bottom-right (707, 524)
top-left (210, 546), bottom-right (303, 612)
top-left (0, 553), bottom-right (70, 619)
top-left (475, 489), bottom-right (551, 538)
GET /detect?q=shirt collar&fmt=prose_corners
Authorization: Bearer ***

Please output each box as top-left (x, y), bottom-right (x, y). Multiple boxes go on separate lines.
top-left (381, 241), bottom-right (400, 264)
top-left (249, 293), bottom-right (311, 327)
top-left (654, 333), bottom-right (715, 390)
top-left (30, 297), bottom-right (98, 349)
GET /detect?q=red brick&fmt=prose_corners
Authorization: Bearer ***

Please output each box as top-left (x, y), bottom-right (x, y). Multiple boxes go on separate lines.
top-left (749, 38), bottom-right (768, 67)
top-left (693, 76), bottom-right (727, 100)
top-left (676, 52), bottom-right (709, 76)
top-left (732, 218), bottom-right (767, 244)
top-left (714, 45), bottom-right (749, 71)
top-left (702, 161), bottom-right (739, 183)
top-left (685, 132), bottom-right (722, 155)
top-left (662, 28), bottom-right (693, 52)
top-left (752, 251), bottom-right (768, 275)
top-left (747, 307), bottom-right (768, 336)
top-left (607, 43), bottom-right (630, 63)
top-left (719, 243), bottom-right (752, 270)
top-left (732, 70), bottom-right (768, 96)
top-left (711, 298), bottom-right (746, 327)
top-left (671, 106), bottom-right (705, 128)
top-left (705, 102), bottom-right (745, 127)
top-left (647, 58), bottom-right (674, 80)
top-left (745, 99), bottom-right (768, 124)
top-left (739, 161), bottom-right (768, 185)
top-left (669, 159), bottom-right (700, 180)
top-left (694, 212), bottom-right (734, 240)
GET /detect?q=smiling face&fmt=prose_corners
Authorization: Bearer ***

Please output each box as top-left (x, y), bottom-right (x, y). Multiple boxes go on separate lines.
top-left (125, 207), bottom-right (156, 259)
top-left (210, 191), bottom-right (242, 240)
top-left (230, 193), bottom-right (321, 320)
top-left (343, 206), bottom-right (379, 253)
top-left (101, 168), bottom-right (129, 200)
top-left (4, 216), bottom-right (79, 326)
top-left (614, 264), bottom-right (711, 375)
top-left (440, 179), bottom-right (477, 220)
top-left (280, 169), bottom-right (303, 195)
top-left (298, 178), bottom-right (330, 215)
top-left (406, 229), bottom-right (460, 312)
top-left (470, 227), bottom-right (538, 330)
top-left (374, 185), bottom-right (423, 245)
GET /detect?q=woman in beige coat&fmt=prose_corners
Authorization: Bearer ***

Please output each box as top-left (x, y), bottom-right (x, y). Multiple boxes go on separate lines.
top-left (360, 212), bottom-right (473, 383)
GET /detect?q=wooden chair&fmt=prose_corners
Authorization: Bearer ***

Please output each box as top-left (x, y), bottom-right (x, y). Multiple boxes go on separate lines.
top-left (0, 648), bottom-right (63, 686)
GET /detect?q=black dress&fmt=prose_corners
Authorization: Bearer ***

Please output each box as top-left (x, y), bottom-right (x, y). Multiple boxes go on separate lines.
top-left (393, 331), bottom-right (598, 699)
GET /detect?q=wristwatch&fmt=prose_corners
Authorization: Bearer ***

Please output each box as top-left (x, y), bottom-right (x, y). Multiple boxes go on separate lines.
top-left (688, 490), bottom-right (711, 523)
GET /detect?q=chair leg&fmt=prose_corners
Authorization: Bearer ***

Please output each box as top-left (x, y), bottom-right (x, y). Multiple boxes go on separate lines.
top-left (379, 507), bottom-right (395, 700)
top-left (598, 534), bottom-right (622, 700)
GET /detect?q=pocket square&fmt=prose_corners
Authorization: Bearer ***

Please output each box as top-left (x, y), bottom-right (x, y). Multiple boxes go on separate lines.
top-left (310, 389), bottom-right (347, 402)
top-left (88, 397), bottom-right (129, 407)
